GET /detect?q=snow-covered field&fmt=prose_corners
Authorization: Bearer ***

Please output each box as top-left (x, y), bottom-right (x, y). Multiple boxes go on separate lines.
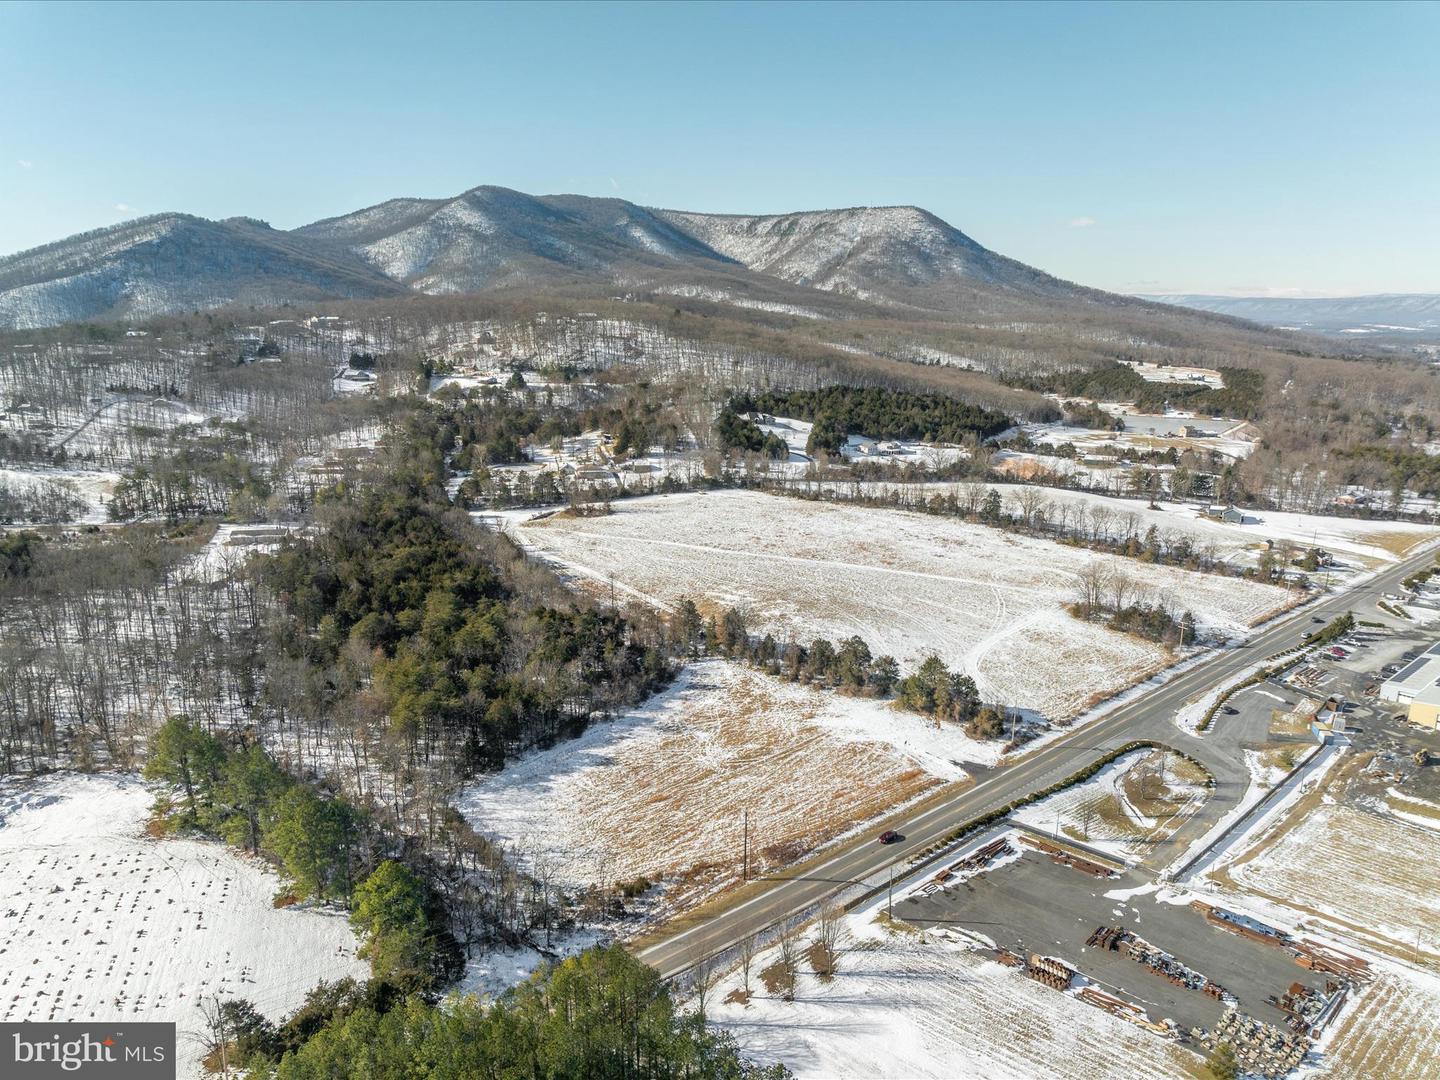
top-left (710, 896), bottom-right (1197, 1080)
top-left (0, 465), bottom-right (119, 523)
top-left (0, 773), bottom-right (366, 1079)
top-left (833, 482), bottom-right (1440, 570)
top-left (1023, 418), bottom-right (1257, 462)
top-left (1012, 748), bottom-right (1210, 865)
top-left (1122, 360), bottom-right (1225, 388)
top-left (187, 522), bottom-right (301, 579)
top-left (456, 661), bottom-right (957, 924)
top-left (1221, 801), bottom-right (1440, 955)
top-left (507, 490), bottom-right (1293, 720)
top-left (1316, 960), bottom-right (1440, 1079)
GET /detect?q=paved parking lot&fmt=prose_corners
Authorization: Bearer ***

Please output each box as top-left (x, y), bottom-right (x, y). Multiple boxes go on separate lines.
top-left (1319, 620), bottom-right (1440, 802)
top-left (899, 851), bottom-right (1330, 1033)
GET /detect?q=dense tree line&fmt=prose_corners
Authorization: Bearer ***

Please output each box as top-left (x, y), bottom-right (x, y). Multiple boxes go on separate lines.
top-left (730, 386), bottom-right (1012, 452)
top-left (1336, 444), bottom-right (1440, 498)
top-left (445, 394), bottom-right (581, 468)
top-left (1003, 362), bottom-right (1265, 421)
top-left (144, 715), bottom-right (459, 989)
top-left (714, 406), bottom-right (788, 458)
top-left (0, 522), bottom-right (263, 774)
top-left (669, 599), bottom-right (1040, 744)
top-left (109, 442), bottom-right (272, 521)
top-left (262, 487), bottom-right (669, 772)
top-left (895, 656), bottom-right (988, 734)
top-left (0, 475), bottom-right (89, 523)
top-left (671, 598), bottom-right (900, 698)
top-left (212, 945), bottom-right (786, 1079)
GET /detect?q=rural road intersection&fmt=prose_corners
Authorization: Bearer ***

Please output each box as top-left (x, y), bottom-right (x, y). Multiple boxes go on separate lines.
top-left (636, 546), bottom-right (1436, 978)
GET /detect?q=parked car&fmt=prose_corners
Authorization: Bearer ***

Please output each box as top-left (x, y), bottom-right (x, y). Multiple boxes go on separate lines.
top-left (877, 830), bottom-right (903, 845)
top-left (1221, 705), bottom-right (1239, 715)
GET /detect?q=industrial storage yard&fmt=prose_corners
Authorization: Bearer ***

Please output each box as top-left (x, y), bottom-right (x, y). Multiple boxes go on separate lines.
top-left (711, 896), bottom-right (1202, 1080)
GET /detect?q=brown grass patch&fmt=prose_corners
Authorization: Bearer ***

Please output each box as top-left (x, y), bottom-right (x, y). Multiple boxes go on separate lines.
top-left (759, 959), bottom-right (794, 996)
top-left (1386, 790), bottom-right (1440, 824)
top-left (1270, 698), bottom-right (1320, 737)
top-left (806, 941), bottom-right (837, 979)
top-left (1366, 530), bottom-right (1437, 557)
top-left (483, 662), bottom-right (949, 925)
top-left (1259, 743), bottom-right (1304, 773)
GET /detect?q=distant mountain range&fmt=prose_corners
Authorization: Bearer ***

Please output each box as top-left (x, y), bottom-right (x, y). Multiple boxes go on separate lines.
top-left (1139, 293), bottom-right (1440, 336)
top-left (0, 185), bottom-right (1144, 329)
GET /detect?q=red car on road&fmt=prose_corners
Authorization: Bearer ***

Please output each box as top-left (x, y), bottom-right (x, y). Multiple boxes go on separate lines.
top-left (878, 830), bottom-right (903, 844)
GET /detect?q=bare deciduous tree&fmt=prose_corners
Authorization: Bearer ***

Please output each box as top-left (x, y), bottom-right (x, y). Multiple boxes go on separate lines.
top-left (738, 931), bottom-right (758, 996)
top-left (815, 903), bottom-right (844, 977)
top-left (776, 923), bottom-right (799, 1001)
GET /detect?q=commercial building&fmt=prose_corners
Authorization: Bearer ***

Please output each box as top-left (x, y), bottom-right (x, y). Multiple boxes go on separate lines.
top-left (1406, 683), bottom-right (1440, 730)
top-left (1377, 642), bottom-right (1440, 729)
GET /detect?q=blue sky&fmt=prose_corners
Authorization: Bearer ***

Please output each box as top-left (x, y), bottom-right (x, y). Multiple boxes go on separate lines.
top-left (1, 0), bottom-right (1436, 296)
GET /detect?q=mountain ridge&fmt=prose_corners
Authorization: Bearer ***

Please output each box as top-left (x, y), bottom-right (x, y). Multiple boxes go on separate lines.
top-left (0, 185), bottom-right (1227, 329)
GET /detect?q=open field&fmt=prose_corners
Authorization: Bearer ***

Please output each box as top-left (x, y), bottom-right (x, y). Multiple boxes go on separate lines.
top-left (1023, 418), bottom-right (1257, 462)
top-left (835, 482), bottom-right (1440, 570)
top-left (710, 901), bottom-right (1200, 1080)
top-left (0, 773), bottom-right (366, 1080)
top-left (455, 661), bottom-right (955, 924)
top-left (1217, 799), bottom-right (1440, 957)
top-left (1317, 961), bottom-right (1440, 1079)
top-left (506, 490), bottom-right (1292, 720)
top-left (1012, 747), bottom-right (1211, 864)
top-left (0, 465), bottom-right (119, 523)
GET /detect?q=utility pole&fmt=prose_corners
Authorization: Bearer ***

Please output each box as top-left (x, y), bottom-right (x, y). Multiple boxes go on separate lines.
top-left (742, 808), bottom-right (749, 882)
top-left (888, 862), bottom-right (894, 920)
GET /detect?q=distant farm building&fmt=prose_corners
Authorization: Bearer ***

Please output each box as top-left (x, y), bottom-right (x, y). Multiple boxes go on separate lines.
top-left (1205, 504), bottom-right (1246, 524)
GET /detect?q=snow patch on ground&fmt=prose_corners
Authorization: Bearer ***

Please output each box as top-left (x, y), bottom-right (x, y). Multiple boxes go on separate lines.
top-left (710, 889), bottom-right (1196, 1079)
top-left (0, 773), bottom-right (366, 1080)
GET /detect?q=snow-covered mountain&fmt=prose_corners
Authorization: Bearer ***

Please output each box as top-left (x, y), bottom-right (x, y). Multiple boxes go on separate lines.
top-left (654, 205), bottom-right (1075, 300)
top-left (0, 214), bottom-right (404, 329)
top-left (0, 185), bottom-right (1137, 328)
top-left (1140, 293), bottom-right (1440, 336)
top-left (295, 186), bottom-right (735, 293)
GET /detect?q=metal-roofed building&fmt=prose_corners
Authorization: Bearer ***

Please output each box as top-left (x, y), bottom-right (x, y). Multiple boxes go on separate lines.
top-left (1378, 643), bottom-right (1440, 729)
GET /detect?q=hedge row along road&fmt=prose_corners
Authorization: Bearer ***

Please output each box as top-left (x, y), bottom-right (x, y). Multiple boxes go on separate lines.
top-left (634, 542), bottom-right (1440, 979)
